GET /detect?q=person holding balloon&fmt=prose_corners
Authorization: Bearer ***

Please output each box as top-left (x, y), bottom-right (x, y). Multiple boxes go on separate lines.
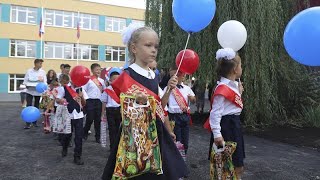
top-left (163, 65), bottom-right (196, 157)
top-left (204, 48), bottom-right (245, 179)
top-left (23, 59), bottom-right (47, 129)
top-left (55, 74), bottom-right (88, 165)
top-left (102, 24), bottom-right (188, 180)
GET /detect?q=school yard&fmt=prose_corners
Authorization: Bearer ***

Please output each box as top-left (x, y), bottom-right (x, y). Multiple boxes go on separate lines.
top-left (0, 102), bottom-right (319, 180)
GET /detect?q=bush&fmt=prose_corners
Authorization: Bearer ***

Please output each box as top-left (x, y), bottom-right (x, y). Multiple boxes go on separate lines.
top-left (300, 106), bottom-right (320, 128)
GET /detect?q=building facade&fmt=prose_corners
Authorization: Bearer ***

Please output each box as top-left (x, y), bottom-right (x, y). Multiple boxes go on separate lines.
top-left (0, 0), bottom-right (145, 101)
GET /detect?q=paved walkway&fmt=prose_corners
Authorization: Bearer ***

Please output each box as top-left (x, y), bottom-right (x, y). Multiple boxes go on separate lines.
top-left (0, 102), bottom-right (319, 180)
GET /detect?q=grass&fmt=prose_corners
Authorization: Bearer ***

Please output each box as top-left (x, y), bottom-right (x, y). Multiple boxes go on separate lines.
top-left (300, 106), bottom-right (320, 128)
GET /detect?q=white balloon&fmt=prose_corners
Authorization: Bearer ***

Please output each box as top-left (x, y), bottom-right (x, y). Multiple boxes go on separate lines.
top-left (217, 20), bottom-right (247, 51)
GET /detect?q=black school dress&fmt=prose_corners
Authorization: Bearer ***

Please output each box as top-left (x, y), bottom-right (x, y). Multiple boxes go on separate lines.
top-left (102, 67), bottom-right (188, 180)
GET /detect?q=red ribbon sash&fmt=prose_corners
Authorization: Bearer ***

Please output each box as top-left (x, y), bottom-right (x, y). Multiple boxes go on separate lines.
top-left (172, 87), bottom-right (190, 114)
top-left (51, 89), bottom-right (58, 98)
top-left (65, 85), bottom-right (83, 107)
top-left (111, 72), bottom-right (160, 101)
top-left (65, 85), bottom-right (78, 99)
top-left (104, 88), bottom-right (120, 104)
top-left (91, 76), bottom-right (103, 91)
top-left (203, 84), bottom-right (243, 131)
top-left (171, 87), bottom-right (193, 125)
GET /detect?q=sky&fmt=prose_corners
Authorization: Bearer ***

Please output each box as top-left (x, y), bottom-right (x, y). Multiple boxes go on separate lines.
top-left (81, 0), bottom-right (146, 9)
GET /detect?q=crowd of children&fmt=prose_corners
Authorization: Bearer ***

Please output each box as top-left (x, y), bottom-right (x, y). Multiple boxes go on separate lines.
top-left (21, 24), bottom-right (246, 179)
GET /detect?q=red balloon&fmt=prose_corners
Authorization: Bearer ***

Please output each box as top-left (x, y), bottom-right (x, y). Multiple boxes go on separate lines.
top-left (175, 49), bottom-right (200, 75)
top-left (70, 65), bottom-right (90, 87)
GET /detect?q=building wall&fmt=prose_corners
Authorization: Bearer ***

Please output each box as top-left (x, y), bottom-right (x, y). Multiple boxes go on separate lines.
top-left (0, 0), bottom-right (145, 101)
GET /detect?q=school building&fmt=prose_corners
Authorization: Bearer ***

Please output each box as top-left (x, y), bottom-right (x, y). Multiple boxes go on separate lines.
top-left (0, 0), bottom-right (145, 101)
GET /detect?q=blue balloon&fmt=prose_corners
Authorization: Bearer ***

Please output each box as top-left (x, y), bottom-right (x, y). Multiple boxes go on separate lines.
top-left (284, 7), bottom-right (320, 66)
top-left (21, 106), bottom-right (41, 123)
top-left (172, 0), bottom-right (216, 33)
top-left (36, 82), bottom-right (47, 93)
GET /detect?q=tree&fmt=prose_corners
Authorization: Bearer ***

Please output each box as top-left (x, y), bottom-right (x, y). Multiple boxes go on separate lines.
top-left (146, 0), bottom-right (320, 127)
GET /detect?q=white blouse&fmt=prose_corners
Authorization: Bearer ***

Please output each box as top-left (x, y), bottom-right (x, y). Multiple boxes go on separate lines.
top-left (209, 77), bottom-right (242, 138)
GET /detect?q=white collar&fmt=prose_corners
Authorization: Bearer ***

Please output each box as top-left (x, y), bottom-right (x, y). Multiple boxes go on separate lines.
top-left (219, 77), bottom-right (239, 88)
top-left (31, 68), bottom-right (42, 72)
top-left (129, 63), bottom-right (155, 79)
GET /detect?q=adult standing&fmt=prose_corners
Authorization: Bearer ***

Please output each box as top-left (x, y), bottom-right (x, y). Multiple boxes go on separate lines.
top-left (56, 64), bottom-right (64, 81)
top-left (62, 64), bottom-right (71, 76)
top-left (23, 59), bottom-right (47, 129)
top-left (46, 69), bottom-right (58, 84)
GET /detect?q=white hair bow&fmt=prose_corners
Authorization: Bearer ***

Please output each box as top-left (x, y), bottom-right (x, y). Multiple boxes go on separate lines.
top-left (121, 23), bottom-right (144, 45)
top-left (216, 48), bottom-right (236, 60)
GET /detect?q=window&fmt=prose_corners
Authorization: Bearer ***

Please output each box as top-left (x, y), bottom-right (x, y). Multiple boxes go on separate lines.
top-left (9, 74), bottom-right (25, 93)
top-left (11, 6), bottom-right (37, 24)
top-left (45, 9), bottom-right (98, 30)
top-left (106, 46), bottom-right (126, 61)
top-left (45, 10), bottom-right (70, 27)
top-left (105, 17), bottom-right (126, 32)
top-left (80, 14), bottom-right (98, 30)
top-left (132, 20), bottom-right (145, 27)
top-left (45, 42), bottom-right (98, 60)
top-left (76, 44), bottom-right (98, 60)
top-left (10, 40), bottom-right (36, 58)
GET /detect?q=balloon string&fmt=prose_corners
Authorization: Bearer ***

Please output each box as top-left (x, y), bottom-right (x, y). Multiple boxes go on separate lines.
top-left (175, 33), bottom-right (191, 76)
top-left (166, 33), bottom-right (191, 94)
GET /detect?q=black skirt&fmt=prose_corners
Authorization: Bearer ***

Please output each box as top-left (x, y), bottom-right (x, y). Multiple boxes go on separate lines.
top-left (102, 119), bottom-right (189, 180)
top-left (209, 115), bottom-right (245, 167)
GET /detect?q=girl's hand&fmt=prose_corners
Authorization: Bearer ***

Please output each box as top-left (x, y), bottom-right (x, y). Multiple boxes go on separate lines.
top-left (78, 91), bottom-right (83, 98)
top-left (135, 92), bottom-right (148, 105)
top-left (239, 80), bottom-right (244, 95)
top-left (170, 132), bottom-right (176, 141)
top-left (214, 136), bottom-right (224, 146)
top-left (168, 75), bottom-right (178, 90)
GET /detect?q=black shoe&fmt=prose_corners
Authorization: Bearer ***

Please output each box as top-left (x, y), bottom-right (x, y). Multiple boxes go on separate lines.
top-left (62, 148), bottom-right (68, 157)
top-left (24, 125), bottom-right (31, 129)
top-left (73, 156), bottom-right (84, 165)
top-left (69, 141), bottom-right (73, 147)
top-left (96, 139), bottom-right (101, 144)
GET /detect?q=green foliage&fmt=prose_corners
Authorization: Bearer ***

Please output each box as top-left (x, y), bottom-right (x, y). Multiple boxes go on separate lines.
top-left (145, 0), bottom-right (320, 127)
top-left (300, 106), bottom-right (320, 128)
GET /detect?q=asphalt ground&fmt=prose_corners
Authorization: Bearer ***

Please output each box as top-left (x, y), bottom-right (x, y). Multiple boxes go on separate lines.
top-left (0, 102), bottom-right (319, 180)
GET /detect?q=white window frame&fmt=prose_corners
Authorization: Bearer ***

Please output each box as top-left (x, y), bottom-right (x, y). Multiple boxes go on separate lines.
top-left (44, 42), bottom-right (99, 61)
top-left (8, 74), bottom-right (25, 93)
top-left (105, 17), bottom-right (126, 32)
top-left (10, 5), bottom-right (37, 25)
top-left (105, 46), bottom-right (126, 62)
top-left (77, 44), bottom-right (99, 60)
top-left (45, 9), bottom-right (98, 31)
top-left (80, 13), bottom-right (99, 31)
top-left (9, 40), bottom-right (36, 58)
top-left (45, 9), bottom-right (75, 28)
